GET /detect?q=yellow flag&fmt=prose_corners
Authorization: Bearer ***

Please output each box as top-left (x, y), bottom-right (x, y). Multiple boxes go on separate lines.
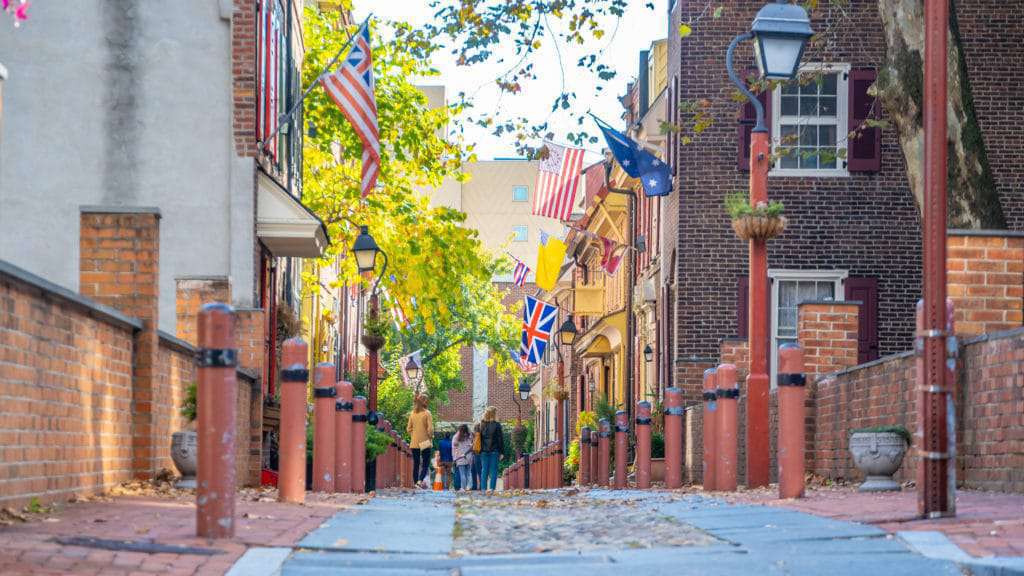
top-left (535, 236), bottom-right (567, 291)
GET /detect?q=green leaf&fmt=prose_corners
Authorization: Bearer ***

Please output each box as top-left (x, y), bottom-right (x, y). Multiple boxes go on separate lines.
top-left (678, 23), bottom-right (692, 38)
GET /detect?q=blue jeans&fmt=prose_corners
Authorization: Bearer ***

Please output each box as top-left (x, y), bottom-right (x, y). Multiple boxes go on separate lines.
top-left (479, 451), bottom-right (499, 490)
top-left (471, 454), bottom-right (481, 490)
top-left (456, 464), bottom-right (472, 490)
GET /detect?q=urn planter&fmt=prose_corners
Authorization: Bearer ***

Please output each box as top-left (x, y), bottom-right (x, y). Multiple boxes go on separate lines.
top-left (650, 458), bottom-right (666, 483)
top-left (171, 431), bottom-right (198, 489)
top-left (849, 431), bottom-right (908, 492)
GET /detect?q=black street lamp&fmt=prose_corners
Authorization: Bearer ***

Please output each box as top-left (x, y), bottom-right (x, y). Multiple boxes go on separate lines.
top-left (643, 344), bottom-right (654, 363)
top-left (404, 354), bottom-right (423, 392)
top-left (351, 225), bottom-right (389, 412)
top-left (558, 315), bottom-right (578, 347)
top-left (751, 0), bottom-right (815, 81)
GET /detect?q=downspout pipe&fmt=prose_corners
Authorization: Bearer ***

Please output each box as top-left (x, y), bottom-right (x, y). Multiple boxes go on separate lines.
top-left (602, 159), bottom-right (637, 426)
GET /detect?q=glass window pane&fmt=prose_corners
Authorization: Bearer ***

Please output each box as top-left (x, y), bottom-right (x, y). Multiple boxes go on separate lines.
top-left (800, 125), bottom-right (817, 146)
top-left (778, 307), bottom-right (798, 330)
top-left (782, 81), bottom-right (799, 95)
top-left (512, 185), bottom-right (528, 202)
top-left (819, 96), bottom-right (836, 117)
top-left (781, 96), bottom-right (798, 116)
top-left (780, 281), bottom-right (797, 307)
top-left (780, 124), bottom-right (799, 144)
top-left (799, 148), bottom-right (818, 169)
top-left (819, 125), bottom-right (837, 146)
top-left (817, 281), bottom-right (835, 300)
top-left (798, 281), bottom-right (818, 302)
top-left (821, 73), bottom-right (837, 95)
top-left (819, 152), bottom-right (837, 169)
top-left (800, 96), bottom-right (818, 116)
top-left (780, 149), bottom-right (798, 169)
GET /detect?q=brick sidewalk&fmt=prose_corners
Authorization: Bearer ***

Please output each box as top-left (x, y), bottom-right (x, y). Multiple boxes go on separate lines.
top-left (725, 485), bottom-right (1024, 558)
top-left (0, 487), bottom-right (365, 575)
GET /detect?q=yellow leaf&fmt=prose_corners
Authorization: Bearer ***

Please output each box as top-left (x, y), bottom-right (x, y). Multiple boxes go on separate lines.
top-left (679, 23), bottom-right (692, 38)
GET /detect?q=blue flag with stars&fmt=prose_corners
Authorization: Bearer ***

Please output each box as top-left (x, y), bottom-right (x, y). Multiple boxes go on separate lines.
top-left (593, 116), bottom-right (673, 198)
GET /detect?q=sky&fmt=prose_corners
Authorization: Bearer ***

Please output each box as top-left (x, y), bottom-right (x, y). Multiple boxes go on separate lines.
top-left (352, 1), bottom-right (669, 162)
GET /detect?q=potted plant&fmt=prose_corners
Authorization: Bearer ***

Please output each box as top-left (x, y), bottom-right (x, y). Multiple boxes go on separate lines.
top-left (360, 310), bottom-right (388, 351)
top-left (725, 191), bottom-right (787, 242)
top-left (849, 425), bottom-right (911, 492)
top-left (171, 382), bottom-right (198, 489)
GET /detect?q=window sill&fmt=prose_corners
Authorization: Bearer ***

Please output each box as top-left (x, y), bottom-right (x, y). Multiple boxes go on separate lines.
top-left (770, 168), bottom-right (850, 178)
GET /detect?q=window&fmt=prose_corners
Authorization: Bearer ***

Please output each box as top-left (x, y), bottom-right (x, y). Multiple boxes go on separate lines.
top-left (771, 64), bottom-right (849, 177)
top-left (512, 185), bottom-right (529, 202)
top-left (512, 225), bottom-right (528, 242)
top-left (769, 270), bottom-right (847, 384)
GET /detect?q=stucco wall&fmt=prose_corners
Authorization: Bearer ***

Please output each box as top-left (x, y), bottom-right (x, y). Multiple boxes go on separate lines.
top-left (0, 1), bottom-right (253, 334)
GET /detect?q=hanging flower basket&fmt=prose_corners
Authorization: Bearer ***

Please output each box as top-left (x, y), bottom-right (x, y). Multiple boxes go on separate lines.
top-left (361, 334), bottom-right (385, 351)
top-left (731, 215), bottom-right (787, 242)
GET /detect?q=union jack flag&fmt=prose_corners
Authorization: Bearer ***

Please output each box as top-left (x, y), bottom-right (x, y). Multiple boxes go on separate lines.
top-left (321, 22), bottom-right (379, 198)
top-left (520, 295), bottom-right (558, 365)
top-left (511, 258), bottom-right (530, 287)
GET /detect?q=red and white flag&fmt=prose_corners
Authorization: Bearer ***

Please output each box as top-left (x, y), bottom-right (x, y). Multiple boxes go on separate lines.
top-left (600, 236), bottom-right (624, 275)
top-left (321, 22), bottom-right (380, 197)
top-left (533, 142), bottom-right (584, 221)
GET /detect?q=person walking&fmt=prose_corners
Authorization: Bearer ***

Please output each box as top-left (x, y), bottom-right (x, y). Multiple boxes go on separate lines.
top-left (406, 394), bottom-right (434, 489)
top-left (438, 432), bottom-right (454, 489)
top-left (470, 422), bottom-right (482, 490)
top-left (479, 406), bottom-right (504, 494)
top-left (452, 424), bottom-right (473, 491)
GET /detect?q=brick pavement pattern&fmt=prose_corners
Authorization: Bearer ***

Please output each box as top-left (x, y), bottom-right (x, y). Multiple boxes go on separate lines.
top-left (0, 490), bottom-right (363, 575)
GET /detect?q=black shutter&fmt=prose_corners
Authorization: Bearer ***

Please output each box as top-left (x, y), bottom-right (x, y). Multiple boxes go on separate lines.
top-left (845, 277), bottom-right (880, 362)
top-left (847, 68), bottom-right (881, 172)
top-left (737, 276), bottom-right (749, 338)
top-left (737, 68), bottom-right (771, 171)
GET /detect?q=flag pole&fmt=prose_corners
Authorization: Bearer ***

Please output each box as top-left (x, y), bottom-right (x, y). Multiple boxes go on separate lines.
top-left (260, 13), bottom-right (373, 149)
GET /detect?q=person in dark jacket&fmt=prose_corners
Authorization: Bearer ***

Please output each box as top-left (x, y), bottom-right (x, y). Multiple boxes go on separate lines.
top-left (470, 422), bottom-right (482, 490)
top-left (478, 406), bottom-right (504, 493)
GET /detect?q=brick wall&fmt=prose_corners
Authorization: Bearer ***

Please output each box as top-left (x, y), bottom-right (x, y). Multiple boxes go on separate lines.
top-left (79, 209), bottom-right (162, 479)
top-left (0, 262), bottom-right (138, 508)
top-left (232, 0), bottom-right (257, 157)
top-left (719, 338), bottom-right (749, 382)
top-left (798, 302), bottom-right (861, 380)
top-left (153, 336), bottom-right (195, 475)
top-left (175, 277), bottom-right (231, 346)
top-left (947, 231), bottom-right (1024, 336)
top-left (235, 308), bottom-right (266, 486)
top-left (674, 358), bottom-right (716, 406)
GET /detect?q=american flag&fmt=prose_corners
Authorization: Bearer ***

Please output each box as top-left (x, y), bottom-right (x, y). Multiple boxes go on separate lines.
top-left (510, 256), bottom-right (530, 287)
top-left (259, 0), bottom-right (282, 159)
top-left (321, 22), bottom-right (380, 198)
top-left (521, 295), bottom-right (558, 364)
top-left (533, 142), bottom-right (585, 221)
top-left (509, 347), bottom-right (538, 374)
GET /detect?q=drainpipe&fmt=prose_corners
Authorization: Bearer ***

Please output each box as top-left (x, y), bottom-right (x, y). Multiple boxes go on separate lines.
top-left (602, 159), bottom-right (637, 426)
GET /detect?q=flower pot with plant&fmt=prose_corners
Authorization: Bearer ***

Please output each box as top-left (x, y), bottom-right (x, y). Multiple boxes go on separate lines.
top-left (849, 425), bottom-right (910, 492)
top-left (172, 382), bottom-right (199, 489)
top-left (725, 191), bottom-right (787, 242)
top-left (360, 310), bottom-right (388, 351)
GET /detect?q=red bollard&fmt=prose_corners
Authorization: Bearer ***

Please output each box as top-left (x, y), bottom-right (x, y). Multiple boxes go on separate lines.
top-left (278, 338), bottom-right (309, 504)
top-left (590, 427), bottom-right (600, 485)
top-left (334, 381), bottom-right (354, 493)
top-left (716, 364), bottom-right (739, 492)
top-left (196, 303), bottom-right (238, 538)
top-left (597, 418), bottom-right (611, 487)
top-left (702, 367), bottom-right (718, 491)
top-left (312, 363), bottom-right (337, 492)
top-left (777, 344), bottom-right (806, 499)
top-left (614, 411), bottom-right (629, 489)
top-left (579, 427), bottom-right (592, 486)
top-left (664, 387), bottom-right (683, 489)
top-left (351, 397), bottom-right (367, 493)
top-left (547, 443), bottom-right (556, 488)
top-left (635, 401), bottom-right (652, 489)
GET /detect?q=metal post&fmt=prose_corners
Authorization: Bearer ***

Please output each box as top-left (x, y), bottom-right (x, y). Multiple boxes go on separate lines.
top-left (334, 381), bottom-right (354, 493)
top-left (590, 426), bottom-right (600, 485)
top-left (919, 0), bottom-right (951, 519)
top-left (663, 387), bottom-right (683, 489)
top-left (312, 363), bottom-right (337, 492)
top-left (777, 345), bottom-right (806, 499)
top-left (614, 411), bottom-right (629, 489)
top-left (579, 427), bottom-right (592, 486)
top-left (195, 303), bottom-right (238, 538)
top-left (278, 338), bottom-right (309, 503)
top-left (368, 294), bottom-right (380, 412)
top-left (702, 368), bottom-right (718, 491)
top-left (635, 401), bottom-right (652, 489)
top-left (597, 419), bottom-right (611, 487)
top-left (716, 364), bottom-right (739, 492)
top-left (352, 396), bottom-right (367, 493)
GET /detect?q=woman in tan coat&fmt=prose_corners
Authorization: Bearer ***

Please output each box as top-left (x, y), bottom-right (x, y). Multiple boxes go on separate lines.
top-left (406, 394), bottom-right (434, 488)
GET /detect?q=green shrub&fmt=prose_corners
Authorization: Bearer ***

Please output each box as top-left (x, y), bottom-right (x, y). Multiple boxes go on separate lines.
top-left (180, 382), bottom-right (197, 422)
top-left (365, 427), bottom-right (393, 461)
top-left (650, 432), bottom-right (665, 459)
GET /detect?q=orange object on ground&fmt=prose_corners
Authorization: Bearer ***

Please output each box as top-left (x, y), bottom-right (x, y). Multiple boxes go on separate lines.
top-left (334, 381), bottom-right (354, 493)
top-left (777, 344), bottom-right (806, 499)
top-left (614, 411), bottom-right (628, 489)
top-left (312, 363), bottom-right (336, 493)
top-left (635, 401), bottom-right (652, 489)
top-left (702, 367), bottom-right (719, 491)
top-left (278, 338), bottom-right (308, 504)
top-left (716, 363), bottom-right (739, 492)
top-left (664, 387), bottom-right (683, 489)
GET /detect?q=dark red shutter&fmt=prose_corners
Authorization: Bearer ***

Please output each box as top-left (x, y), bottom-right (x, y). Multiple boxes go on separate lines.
top-left (737, 276), bottom-right (749, 338)
top-left (847, 68), bottom-right (881, 172)
top-left (738, 68), bottom-right (772, 171)
top-left (845, 277), bottom-right (879, 363)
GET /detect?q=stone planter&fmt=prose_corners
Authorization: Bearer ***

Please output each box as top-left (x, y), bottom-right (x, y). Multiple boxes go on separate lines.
top-left (849, 432), bottom-right (908, 492)
top-left (650, 458), bottom-right (665, 483)
top-left (171, 431), bottom-right (197, 489)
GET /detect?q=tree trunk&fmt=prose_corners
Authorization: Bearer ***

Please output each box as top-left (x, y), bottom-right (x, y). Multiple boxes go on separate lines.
top-left (875, 0), bottom-right (1006, 229)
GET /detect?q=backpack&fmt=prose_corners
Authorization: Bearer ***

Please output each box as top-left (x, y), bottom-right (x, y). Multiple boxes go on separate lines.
top-left (472, 431), bottom-right (482, 454)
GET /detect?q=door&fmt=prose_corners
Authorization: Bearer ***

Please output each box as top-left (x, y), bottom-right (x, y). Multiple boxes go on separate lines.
top-left (845, 277), bottom-right (880, 363)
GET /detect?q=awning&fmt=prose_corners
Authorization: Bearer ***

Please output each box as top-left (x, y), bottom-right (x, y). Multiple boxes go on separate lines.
top-left (577, 310), bottom-right (626, 358)
top-left (256, 171), bottom-right (329, 258)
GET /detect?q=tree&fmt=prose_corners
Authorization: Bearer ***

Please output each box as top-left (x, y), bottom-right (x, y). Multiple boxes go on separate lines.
top-left (300, 7), bottom-right (521, 421)
top-left (409, 0), bottom-right (1010, 229)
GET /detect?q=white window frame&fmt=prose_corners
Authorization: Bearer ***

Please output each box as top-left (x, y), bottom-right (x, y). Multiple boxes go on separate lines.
top-left (512, 225), bottom-right (528, 242)
top-left (770, 63), bottom-right (850, 178)
top-left (512, 185), bottom-right (529, 202)
top-left (768, 269), bottom-right (848, 386)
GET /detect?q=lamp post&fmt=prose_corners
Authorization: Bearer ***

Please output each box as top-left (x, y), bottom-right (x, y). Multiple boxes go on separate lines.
top-left (351, 225), bottom-right (388, 413)
top-left (556, 315), bottom-right (577, 459)
top-left (404, 354), bottom-right (423, 394)
top-left (643, 343), bottom-right (653, 363)
top-left (726, 0), bottom-right (813, 489)
top-left (513, 378), bottom-right (532, 487)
